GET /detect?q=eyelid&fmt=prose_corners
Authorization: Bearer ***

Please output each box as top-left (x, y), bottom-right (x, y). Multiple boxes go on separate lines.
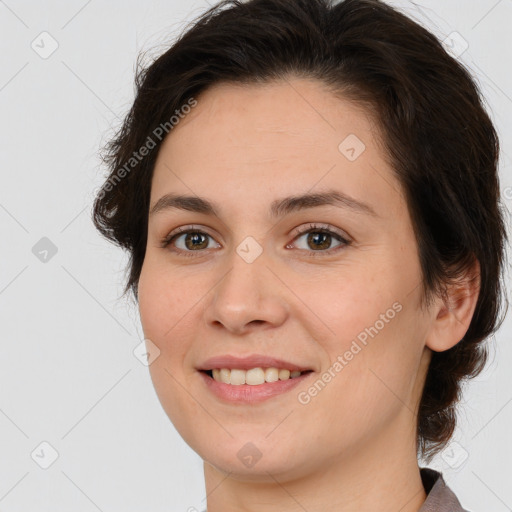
top-left (160, 224), bottom-right (220, 249)
top-left (289, 222), bottom-right (351, 243)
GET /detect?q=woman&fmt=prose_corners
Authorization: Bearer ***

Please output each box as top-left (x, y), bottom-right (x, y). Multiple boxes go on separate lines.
top-left (93, 0), bottom-right (508, 510)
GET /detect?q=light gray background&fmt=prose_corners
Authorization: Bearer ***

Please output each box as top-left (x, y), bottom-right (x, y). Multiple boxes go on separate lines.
top-left (0, 1), bottom-right (511, 511)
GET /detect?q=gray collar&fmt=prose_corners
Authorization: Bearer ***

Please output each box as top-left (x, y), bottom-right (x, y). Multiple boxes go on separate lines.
top-left (419, 467), bottom-right (470, 512)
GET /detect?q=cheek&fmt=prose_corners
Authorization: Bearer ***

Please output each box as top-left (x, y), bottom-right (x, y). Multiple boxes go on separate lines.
top-left (331, 303), bottom-right (426, 417)
top-left (300, 263), bottom-right (398, 343)
top-left (300, 320), bottom-right (423, 453)
top-left (138, 257), bottom-right (193, 343)
top-left (137, 256), bottom-right (213, 395)
top-left (302, 264), bottom-right (425, 415)
top-left (137, 261), bottom-right (203, 434)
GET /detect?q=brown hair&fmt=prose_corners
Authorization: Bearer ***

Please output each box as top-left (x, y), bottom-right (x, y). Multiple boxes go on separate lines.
top-left (92, 0), bottom-right (508, 461)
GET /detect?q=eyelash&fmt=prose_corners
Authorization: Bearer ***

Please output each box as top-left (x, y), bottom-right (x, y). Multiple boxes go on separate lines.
top-left (160, 223), bottom-right (352, 258)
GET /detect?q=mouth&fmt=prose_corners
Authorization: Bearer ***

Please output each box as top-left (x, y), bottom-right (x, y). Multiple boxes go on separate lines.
top-left (196, 355), bottom-right (315, 403)
top-left (198, 368), bottom-right (314, 403)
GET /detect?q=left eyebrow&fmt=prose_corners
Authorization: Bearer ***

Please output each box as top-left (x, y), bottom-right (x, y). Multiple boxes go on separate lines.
top-left (149, 189), bottom-right (378, 219)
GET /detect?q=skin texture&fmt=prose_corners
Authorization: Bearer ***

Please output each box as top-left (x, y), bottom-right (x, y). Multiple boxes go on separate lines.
top-left (137, 78), bottom-right (479, 512)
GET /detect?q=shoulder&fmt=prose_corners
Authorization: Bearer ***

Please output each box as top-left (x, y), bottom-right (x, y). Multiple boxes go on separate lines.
top-left (419, 467), bottom-right (471, 512)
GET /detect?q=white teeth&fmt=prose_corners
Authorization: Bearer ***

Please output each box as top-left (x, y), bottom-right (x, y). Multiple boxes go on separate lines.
top-left (209, 367), bottom-right (307, 385)
top-left (265, 368), bottom-right (279, 382)
top-left (278, 369), bottom-right (290, 380)
top-left (220, 368), bottom-right (231, 384)
top-left (246, 367), bottom-right (265, 385)
top-left (230, 369), bottom-right (246, 385)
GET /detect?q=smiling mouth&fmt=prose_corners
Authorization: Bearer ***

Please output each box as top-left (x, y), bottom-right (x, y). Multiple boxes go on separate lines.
top-left (201, 368), bottom-right (314, 385)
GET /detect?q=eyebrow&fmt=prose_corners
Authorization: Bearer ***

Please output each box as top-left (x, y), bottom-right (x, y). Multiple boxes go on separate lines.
top-left (149, 189), bottom-right (378, 219)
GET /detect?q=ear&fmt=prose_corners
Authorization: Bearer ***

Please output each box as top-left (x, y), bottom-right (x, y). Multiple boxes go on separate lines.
top-left (425, 258), bottom-right (480, 352)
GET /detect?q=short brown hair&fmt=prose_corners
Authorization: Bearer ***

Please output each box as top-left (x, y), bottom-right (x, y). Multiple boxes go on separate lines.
top-left (92, 0), bottom-right (508, 461)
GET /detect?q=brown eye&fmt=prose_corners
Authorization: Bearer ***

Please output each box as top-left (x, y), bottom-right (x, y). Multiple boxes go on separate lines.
top-left (288, 224), bottom-right (351, 257)
top-left (305, 231), bottom-right (333, 250)
top-left (162, 228), bottom-right (220, 256)
top-left (182, 231), bottom-right (210, 250)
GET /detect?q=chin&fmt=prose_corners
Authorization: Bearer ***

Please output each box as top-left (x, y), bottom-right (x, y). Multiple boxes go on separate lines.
top-left (197, 436), bottom-right (313, 481)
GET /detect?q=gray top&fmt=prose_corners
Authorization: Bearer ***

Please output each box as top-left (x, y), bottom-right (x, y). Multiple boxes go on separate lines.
top-left (200, 467), bottom-right (469, 512)
top-left (419, 467), bottom-right (469, 511)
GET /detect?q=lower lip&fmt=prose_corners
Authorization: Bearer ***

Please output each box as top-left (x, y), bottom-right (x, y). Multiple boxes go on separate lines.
top-left (198, 371), bottom-right (313, 404)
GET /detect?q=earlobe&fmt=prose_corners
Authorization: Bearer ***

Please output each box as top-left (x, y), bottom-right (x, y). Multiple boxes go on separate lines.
top-left (425, 259), bottom-right (480, 353)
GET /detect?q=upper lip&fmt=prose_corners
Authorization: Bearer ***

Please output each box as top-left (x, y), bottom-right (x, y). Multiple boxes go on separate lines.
top-left (197, 354), bottom-right (313, 372)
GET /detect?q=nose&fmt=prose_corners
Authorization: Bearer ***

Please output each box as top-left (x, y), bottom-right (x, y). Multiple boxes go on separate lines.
top-left (202, 246), bottom-right (289, 335)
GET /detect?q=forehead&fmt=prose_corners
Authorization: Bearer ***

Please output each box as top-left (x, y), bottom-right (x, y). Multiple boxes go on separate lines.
top-left (150, 78), bottom-right (403, 218)
top-left (171, 78), bottom-right (378, 146)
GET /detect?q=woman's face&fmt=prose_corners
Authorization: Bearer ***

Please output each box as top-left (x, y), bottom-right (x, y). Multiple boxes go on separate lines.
top-left (138, 78), bottom-right (434, 480)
